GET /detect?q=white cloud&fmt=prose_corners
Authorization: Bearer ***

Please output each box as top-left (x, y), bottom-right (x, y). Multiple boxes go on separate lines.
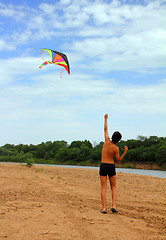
top-left (69, 30), bottom-right (166, 72)
top-left (0, 0), bottom-right (165, 145)
top-left (0, 66), bottom-right (165, 144)
top-left (38, 3), bottom-right (57, 15)
top-left (0, 56), bottom-right (165, 117)
top-left (0, 38), bottom-right (15, 51)
top-left (0, 56), bottom-right (41, 86)
top-left (0, 0), bottom-right (165, 71)
top-left (60, 0), bottom-right (72, 5)
top-left (0, 3), bottom-right (27, 19)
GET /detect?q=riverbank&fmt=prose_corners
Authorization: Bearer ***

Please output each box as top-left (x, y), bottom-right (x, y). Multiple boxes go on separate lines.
top-left (56, 161), bottom-right (166, 171)
top-left (0, 163), bottom-right (165, 240)
top-left (1, 159), bottom-right (166, 171)
top-left (115, 162), bottom-right (166, 171)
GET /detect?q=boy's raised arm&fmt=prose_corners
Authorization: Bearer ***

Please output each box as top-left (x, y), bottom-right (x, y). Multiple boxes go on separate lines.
top-left (104, 114), bottom-right (110, 142)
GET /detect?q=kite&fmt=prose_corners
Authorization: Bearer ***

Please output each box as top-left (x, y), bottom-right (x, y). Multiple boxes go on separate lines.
top-left (39, 48), bottom-right (70, 78)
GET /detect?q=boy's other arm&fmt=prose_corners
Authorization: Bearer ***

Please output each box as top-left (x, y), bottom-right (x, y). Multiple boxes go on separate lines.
top-left (115, 146), bottom-right (128, 163)
top-left (104, 114), bottom-right (110, 142)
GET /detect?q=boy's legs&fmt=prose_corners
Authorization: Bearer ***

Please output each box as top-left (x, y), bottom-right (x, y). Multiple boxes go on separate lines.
top-left (109, 175), bottom-right (117, 208)
top-left (100, 175), bottom-right (107, 211)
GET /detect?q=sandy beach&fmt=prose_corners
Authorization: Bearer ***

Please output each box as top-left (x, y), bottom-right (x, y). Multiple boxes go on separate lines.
top-left (0, 163), bottom-right (165, 240)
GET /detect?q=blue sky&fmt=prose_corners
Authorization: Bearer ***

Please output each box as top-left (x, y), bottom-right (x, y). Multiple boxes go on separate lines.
top-left (0, 0), bottom-right (166, 146)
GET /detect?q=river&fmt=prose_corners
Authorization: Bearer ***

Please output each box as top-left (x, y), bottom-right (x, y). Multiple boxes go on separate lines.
top-left (1, 162), bottom-right (166, 178)
top-left (39, 164), bottom-right (166, 179)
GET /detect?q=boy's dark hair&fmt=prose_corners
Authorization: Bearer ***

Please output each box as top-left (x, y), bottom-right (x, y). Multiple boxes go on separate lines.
top-left (112, 131), bottom-right (122, 144)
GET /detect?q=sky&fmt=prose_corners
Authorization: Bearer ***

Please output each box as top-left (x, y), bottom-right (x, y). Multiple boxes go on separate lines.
top-left (0, 0), bottom-right (166, 146)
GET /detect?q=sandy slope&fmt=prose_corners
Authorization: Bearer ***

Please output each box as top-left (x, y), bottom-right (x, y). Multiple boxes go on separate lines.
top-left (0, 163), bottom-right (165, 240)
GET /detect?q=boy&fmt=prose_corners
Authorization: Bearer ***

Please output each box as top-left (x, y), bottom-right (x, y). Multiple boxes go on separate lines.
top-left (99, 114), bottom-right (128, 213)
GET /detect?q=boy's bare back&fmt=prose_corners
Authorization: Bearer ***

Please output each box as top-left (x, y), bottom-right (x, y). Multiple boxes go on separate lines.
top-left (101, 141), bottom-right (118, 164)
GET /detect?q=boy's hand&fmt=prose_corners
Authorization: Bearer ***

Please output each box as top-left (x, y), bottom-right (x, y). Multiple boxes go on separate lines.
top-left (104, 114), bottom-right (108, 119)
top-left (124, 146), bottom-right (128, 153)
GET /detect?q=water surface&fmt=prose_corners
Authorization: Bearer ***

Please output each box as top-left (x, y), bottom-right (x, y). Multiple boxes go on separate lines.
top-left (1, 162), bottom-right (166, 178)
top-left (41, 164), bottom-right (166, 179)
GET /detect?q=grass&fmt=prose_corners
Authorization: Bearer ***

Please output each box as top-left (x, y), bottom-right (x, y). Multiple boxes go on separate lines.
top-left (122, 163), bottom-right (135, 169)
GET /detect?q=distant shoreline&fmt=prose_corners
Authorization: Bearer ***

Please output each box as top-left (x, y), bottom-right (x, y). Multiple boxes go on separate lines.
top-left (0, 160), bottom-right (165, 171)
top-left (1, 162), bottom-right (166, 178)
top-left (77, 162), bottom-right (166, 171)
top-left (115, 162), bottom-right (166, 171)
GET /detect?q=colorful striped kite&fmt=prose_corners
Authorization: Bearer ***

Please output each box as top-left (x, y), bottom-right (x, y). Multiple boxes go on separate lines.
top-left (39, 48), bottom-right (70, 78)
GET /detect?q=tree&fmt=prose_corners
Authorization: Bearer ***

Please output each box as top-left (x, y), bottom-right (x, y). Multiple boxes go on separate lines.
top-left (79, 144), bottom-right (91, 161)
top-left (21, 145), bottom-right (29, 154)
top-left (69, 141), bottom-right (82, 149)
top-left (35, 142), bottom-right (47, 159)
top-left (155, 145), bottom-right (166, 163)
top-left (55, 148), bottom-right (69, 162)
top-left (69, 140), bottom-right (92, 149)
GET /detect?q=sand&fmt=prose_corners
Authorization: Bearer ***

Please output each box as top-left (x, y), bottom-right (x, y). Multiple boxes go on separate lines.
top-left (0, 163), bottom-right (165, 240)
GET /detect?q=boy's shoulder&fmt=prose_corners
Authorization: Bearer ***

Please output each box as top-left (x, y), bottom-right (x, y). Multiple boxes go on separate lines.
top-left (104, 141), bottom-right (119, 149)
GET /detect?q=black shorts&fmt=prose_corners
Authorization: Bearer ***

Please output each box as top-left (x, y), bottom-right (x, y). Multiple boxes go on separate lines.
top-left (99, 163), bottom-right (116, 177)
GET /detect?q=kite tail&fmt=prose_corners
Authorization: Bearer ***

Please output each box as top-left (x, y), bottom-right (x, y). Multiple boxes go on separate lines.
top-left (41, 50), bottom-right (45, 60)
top-left (60, 69), bottom-right (66, 78)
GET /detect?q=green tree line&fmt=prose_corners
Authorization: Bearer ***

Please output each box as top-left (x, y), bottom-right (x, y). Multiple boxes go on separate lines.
top-left (0, 136), bottom-right (165, 168)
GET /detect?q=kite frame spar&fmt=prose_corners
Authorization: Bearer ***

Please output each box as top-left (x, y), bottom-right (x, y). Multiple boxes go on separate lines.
top-left (39, 48), bottom-right (70, 77)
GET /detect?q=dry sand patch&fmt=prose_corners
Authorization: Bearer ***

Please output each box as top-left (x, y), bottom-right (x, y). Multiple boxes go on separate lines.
top-left (0, 163), bottom-right (165, 240)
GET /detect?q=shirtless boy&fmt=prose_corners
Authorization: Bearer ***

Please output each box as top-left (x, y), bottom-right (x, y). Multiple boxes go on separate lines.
top-left (99, 114), bottom-right (128, 213)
